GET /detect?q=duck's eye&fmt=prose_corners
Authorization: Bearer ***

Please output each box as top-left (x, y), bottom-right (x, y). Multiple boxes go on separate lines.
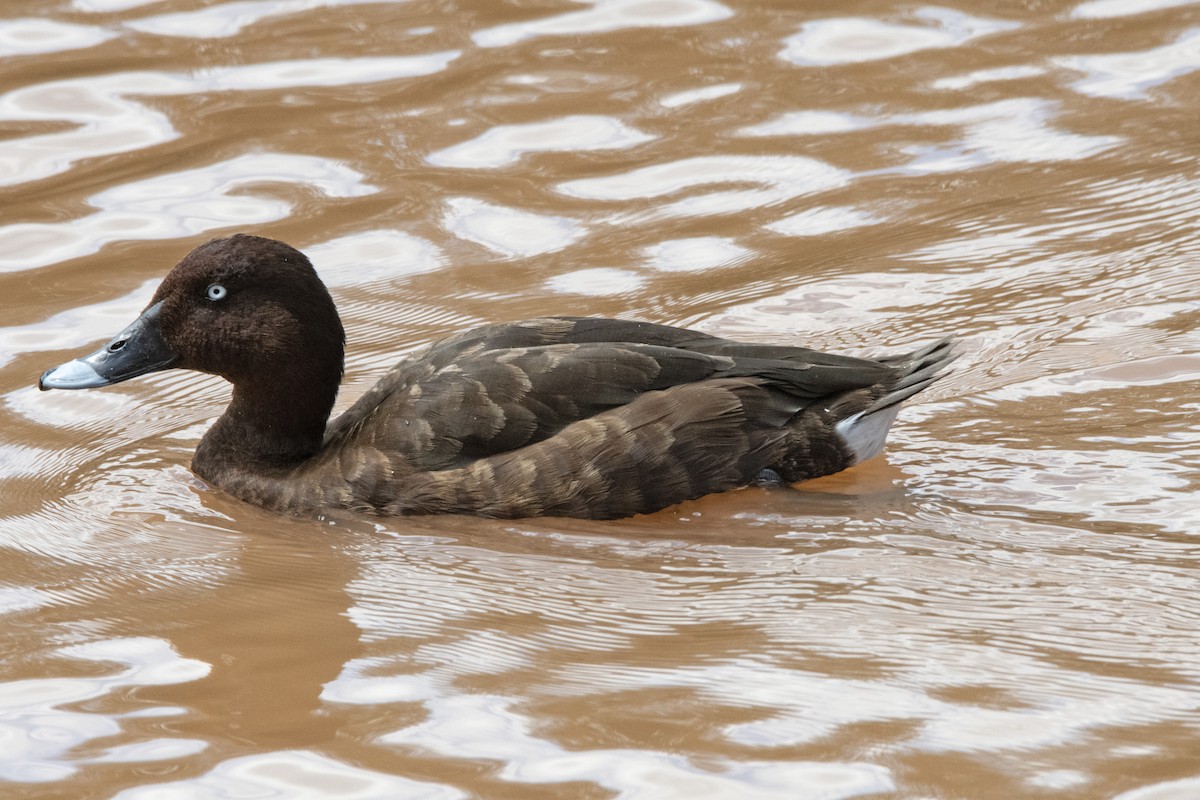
top-left (206, 284), bottom-right (228, 302)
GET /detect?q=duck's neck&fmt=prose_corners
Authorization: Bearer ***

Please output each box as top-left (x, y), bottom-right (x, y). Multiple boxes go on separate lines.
top-left (193, 376), bottom-right (338, 477)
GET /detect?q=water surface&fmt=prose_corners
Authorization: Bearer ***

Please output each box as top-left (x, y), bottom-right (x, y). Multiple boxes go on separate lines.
top-left (2, 1), bottom-right (1199, 798)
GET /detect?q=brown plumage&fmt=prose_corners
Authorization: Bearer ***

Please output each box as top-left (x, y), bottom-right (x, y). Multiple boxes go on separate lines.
top-left (39, 234), bottom-right (957, 519)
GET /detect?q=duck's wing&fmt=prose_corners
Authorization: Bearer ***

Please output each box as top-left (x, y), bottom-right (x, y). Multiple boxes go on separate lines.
top-left (407, 315), bottom-right (894, 405)
top-left (327, 339), bottom-right (892, 472)
top-left (415, 317), bottom-right (721, 367)
top-left (419, 316), bottom-right (881, 368)
top-left (387, 376), bottom-right (815, 519)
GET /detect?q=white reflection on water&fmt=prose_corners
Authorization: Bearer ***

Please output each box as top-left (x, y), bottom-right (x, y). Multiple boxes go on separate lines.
top-left (0, 586), bottom-right (50, 614)
top-left (0, 280), bottom-right (155, 369)
top-left (112, 750), bottom-right (467, 800)
top-left (379, 692), bottom-right (893, 799)
top-left (743, 99), bottom-right (1118, 168)
top-left (546, 601), bottom-right (1200, 753)
top-left (320, 526), bottom-right (1194, 794)
top-left (0, 638), bottom-right (208, 783)
top-left (321, 659), bottom-right (436, 704)
top-left (91, 738), bottom-right (208, 764)
top-left (473, 0), bottom-right (733, 48)
top-left (427, 115), bottom-right (653, 168)
top-left (1028, 770), bottom-right (1090, 791)
top-left (0, 52), bottom-right (458, 187)
top-left (128, 0), bottom-right (394, 38)
top-left (1115, 777), bottom-right (1200, 800)
top-left (318, 511), bottom-right (1200, 793)
top-left (0, 154), bottom-right (375, 272)
top-left (738, 110), bottom-right (870, 137)
top-left (766, 206), bottom-right (881, 237)
top-left (1071, 0), bottom-right (1200, 19)
top-left (659, 82), bottom-right (743, 108)
top-left (545, 267), bottom-right (646, 295)
top-left (73, 0), bottom-right (166, 10)
top-left (443, 197), bottom-right (585, 257)
top-left (0, 18), bottom-right (116, 56)
top-left (197, 54), bottom-right (459, 90)
top-left (307, 230), bottom-right (447, 288)
top-left (932, 64), bottom-right (1048, 90)
top-left (559, 155), bottom-right (851, 219)
top-left (5, 380), bottom-right (139, 430)
top-left (904, 173), bottom-right (1200, 276)
top-left (641, 236), bottom-right (751, 272)
top-left (926, 378), bottom-right (1200, 533)
top-left (1059, 28), bottom-right (1200, 99)
top-left (779, 7), bottom-right (1017, 66)
top-left (898, 98), bottom-right (1120, 169)
top-left (0, 72), bottom-right (176, 187)
top-left (0, 444), bottom-right (65, 484)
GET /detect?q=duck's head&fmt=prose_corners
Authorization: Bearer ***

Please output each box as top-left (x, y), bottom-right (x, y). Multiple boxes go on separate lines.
top-left (39, 234), bottom-right (345, 394)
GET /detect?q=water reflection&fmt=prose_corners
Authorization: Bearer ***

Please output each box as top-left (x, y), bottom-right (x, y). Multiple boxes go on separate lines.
top-left (558, 155), bottom-right (852, 218)
top-left (0, 17), bottom-right (116, 56)
top-left (73, 0), bottom-right (167, 10)
top-left (0, 155), bottom-right (374, 271)
top-left (765, 206), bottom-right (881, 238)
top-left (659, 82), bottom-right (742, 108)
top-left (113, 750), bottom-right (467, 799)
top-left (779, 8), bottom-right (1017, 67)
top-left (0, 281), bottom-right (155, 369)
top-left (472, 0), bottom-right (734, 48)
top-left (2, 0), bottom-right (1200, 797)
top-left (443, 197), bottom-right (585, 257)
top-left (736, 98), bottom-right (1120, 169)
top-left (0, 638), bottom-right (208, 783)
top-left (546, 266), bottom-right (646, 296)
top-left (308, 230), bottom-right (446, 287)
top-left (641, 236), bottom-right (751, 272)
top-left (427, 115), bottom-right (653, 169)
top-left (1071, 0), bottom-right (1200, 20)
top-left (0, 52), bottom-right (458, 187)
top-left (127, 0), bottom-right (394, 39)
top-left (381, 693), bottom-right (894, 799)
top-left (1061, 27), bottom-right (1200, 99)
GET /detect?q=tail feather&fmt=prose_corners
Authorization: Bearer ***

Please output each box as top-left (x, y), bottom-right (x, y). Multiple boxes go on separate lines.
top-left (835, 337), bottom-right (957, 464)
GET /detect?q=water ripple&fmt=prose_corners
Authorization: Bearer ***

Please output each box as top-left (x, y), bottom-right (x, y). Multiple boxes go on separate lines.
top-left (128, 0), bottom-right (393, 39)
top-left (0, 638), bottom-right (208, 783)
top-left (0, 154), bottom-right (375, 272)
top-left (559, 155), bottom-right (852, 219)
top-left (2, 1), bottom-right (1199, 797)
top-left (0, 51), bottom-right (458, 187)
top-left (308, 230), bottom-right (447, 288)
top-left (381, 693), bottom-right (894, 799)
top-left (112, 750), bottom-right (467, 800)
top-left (780, 8), bottom-right (1018, 66)
top-left (1071, 0), bottom-right (1200, 20)
top-left (1060, 28), bottom-right (1200, 99)
top-left (473, 0), bottom-right (734, 48)
top-left (427, 115), bottom-right (653, 169)
top-left (443, 197), bottom-right (585, 257)
top-left (0, 17), bottom-right (117, 56)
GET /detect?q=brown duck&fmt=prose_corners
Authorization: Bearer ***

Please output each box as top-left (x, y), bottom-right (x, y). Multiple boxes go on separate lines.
top-left (39, 234), bottom-right (956, 519)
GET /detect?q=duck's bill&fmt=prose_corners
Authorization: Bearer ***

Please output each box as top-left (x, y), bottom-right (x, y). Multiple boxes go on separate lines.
top-left (39, 301), bottom-right (178, 391)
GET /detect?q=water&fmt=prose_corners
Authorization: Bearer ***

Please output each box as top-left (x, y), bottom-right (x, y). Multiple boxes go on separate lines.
top-left (2, 0), bottom-right (1199, 797)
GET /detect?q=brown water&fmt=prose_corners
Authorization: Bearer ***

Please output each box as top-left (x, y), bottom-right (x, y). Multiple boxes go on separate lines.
top-left (2, 0), bottom-right (1199, 797)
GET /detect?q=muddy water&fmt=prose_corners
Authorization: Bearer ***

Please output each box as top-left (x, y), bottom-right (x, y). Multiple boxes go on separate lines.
top-left (2, 0), bottom-right (1199, 797)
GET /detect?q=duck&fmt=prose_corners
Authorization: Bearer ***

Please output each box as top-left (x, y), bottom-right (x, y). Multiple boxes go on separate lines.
top-left (39, 234), bottom-right (956, 519)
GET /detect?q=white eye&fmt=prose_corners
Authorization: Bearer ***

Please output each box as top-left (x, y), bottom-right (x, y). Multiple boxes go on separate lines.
top-left (206, 284), bottom-right (227, 301)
